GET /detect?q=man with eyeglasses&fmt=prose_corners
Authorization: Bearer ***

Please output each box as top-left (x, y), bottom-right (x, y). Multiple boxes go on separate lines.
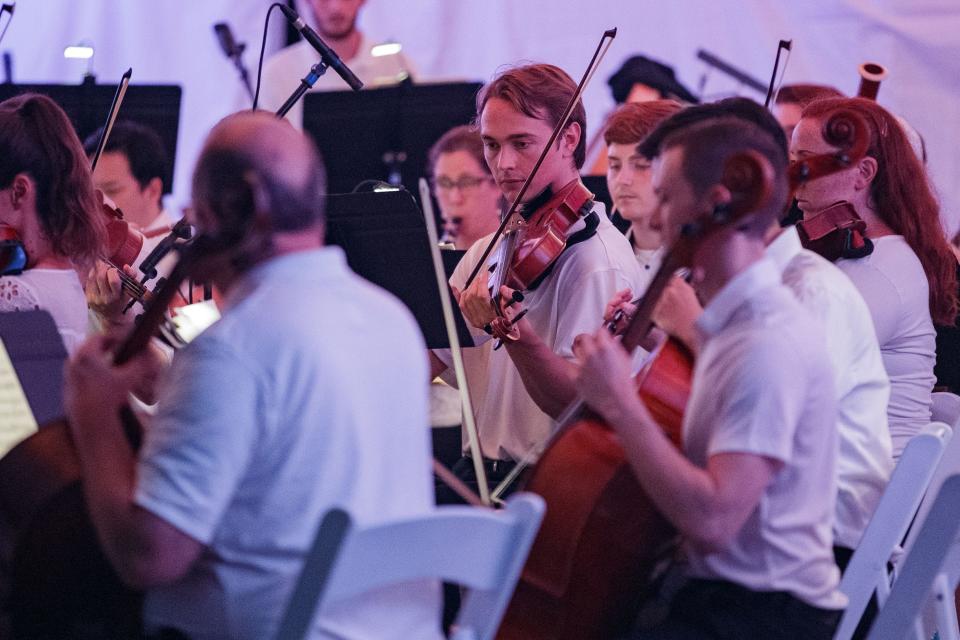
top-left (426, 125), bottom-right (502, 251)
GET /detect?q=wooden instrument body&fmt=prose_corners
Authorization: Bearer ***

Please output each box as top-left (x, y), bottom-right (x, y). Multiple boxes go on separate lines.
top-left (0, 421), bottom-right (143, 639)
top-left (505, 181), bottom-right (591, 293)
top-left (498, 339), bottom-right (692, 639)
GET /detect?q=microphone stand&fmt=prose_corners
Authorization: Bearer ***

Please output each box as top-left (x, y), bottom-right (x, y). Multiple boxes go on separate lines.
top-left (231, 51), bottom-right (254, 103)
top-left (276, 59), bottom-right (329, 118)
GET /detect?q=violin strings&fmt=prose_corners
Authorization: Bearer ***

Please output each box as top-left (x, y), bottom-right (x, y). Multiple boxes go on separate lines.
top-left (100, 257), bottom-right (147, 300)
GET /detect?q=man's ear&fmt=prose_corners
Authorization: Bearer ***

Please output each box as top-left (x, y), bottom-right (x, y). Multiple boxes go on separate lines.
top-left (559, 121), bottom-right (581, 159)
top-left (143, 176), bottom-right (164, 209)
top-left (246, 171), bottom-right (273, 234)
top-left (704, 183), bottom-right (732, 218)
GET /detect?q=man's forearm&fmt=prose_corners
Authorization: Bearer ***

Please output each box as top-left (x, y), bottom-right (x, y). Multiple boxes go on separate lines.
top-left (505, 335), bottom-right (579, 419)
top-left (70, 410), bottom-right (147, 584)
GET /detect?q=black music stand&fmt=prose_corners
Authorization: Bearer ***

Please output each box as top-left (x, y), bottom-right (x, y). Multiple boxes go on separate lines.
top-left (0, 81), bottom-right (182, 193)
top-left (0, 310), bottom-right (67, 430)
top-left (303, 81), bottom-right (482, 196)
top-left (325, 189), bottom-right (474, 350)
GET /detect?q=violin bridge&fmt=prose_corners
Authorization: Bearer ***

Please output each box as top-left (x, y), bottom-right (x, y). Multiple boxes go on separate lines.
top-left (504, 214), bottom-right (526, 234)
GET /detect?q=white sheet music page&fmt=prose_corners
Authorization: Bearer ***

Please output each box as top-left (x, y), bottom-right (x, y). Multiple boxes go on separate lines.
top-left (0, 336), bottom-right (38, 456)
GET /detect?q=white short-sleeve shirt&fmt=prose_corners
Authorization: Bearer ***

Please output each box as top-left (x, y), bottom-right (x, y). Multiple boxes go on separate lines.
top-left (0, 269), bottom-right (87, 353)
top-left (434, 203), bottom-right (643, 461)
top-left (837, 235), bottom-right (935, 458)
top-left (684, 257), bottom-right (845, 611)
top-left (136, 247), bottom-right (441, 640)
top-left (768, 228), bottom-right (892, 549)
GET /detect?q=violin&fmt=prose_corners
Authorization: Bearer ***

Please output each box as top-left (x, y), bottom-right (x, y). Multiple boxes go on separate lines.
top-left (789, 108), bottom-right (872, 262)
top-left (0, 236), bottom-right (213, 638)
top-left (796, 200), bottom-right (873, 261)
top-left (463, 30), bottom-right (617, 344)
top-left (100, 192), bottom-right (144, 268)
top-left (0, 225), bottom-right (28, 275)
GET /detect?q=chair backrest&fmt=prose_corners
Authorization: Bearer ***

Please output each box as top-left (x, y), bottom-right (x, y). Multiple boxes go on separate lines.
top-left (865, 474), bottom-right (960, 640)
top-left (905, 414), bottom-right (960, 557)
top-left (834, 422), bottom-right (953, 640)
top-left (932, 392), bottom-right (960, 430)
top-left (273, 492), bottom-right (546, 640)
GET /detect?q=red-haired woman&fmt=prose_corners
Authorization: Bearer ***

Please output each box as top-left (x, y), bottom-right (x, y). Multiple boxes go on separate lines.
top-left (0, 93), bottom-right (105, 353)
top-left (792, 97), bottom-right (958, 458)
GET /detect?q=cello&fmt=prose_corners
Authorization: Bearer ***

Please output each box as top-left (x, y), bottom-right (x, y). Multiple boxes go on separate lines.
top-left (495, 109), bottom-right (870, 640)
top-left (0, 237), bottom-right (209, 639)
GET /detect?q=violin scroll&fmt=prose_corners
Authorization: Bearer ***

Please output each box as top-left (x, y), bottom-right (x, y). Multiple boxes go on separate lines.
top-left (721, 149), bottom-right (776, 220)
top-left (0, 225), bottom-right (28, 275)
top-left (789, 109), bottom-right (869, 190)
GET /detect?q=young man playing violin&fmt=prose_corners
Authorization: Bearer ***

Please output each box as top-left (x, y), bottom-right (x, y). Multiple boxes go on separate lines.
top-left (574, 117), bottom-right (845, 639)
top-left (430, 63), bottom-right (642, 500)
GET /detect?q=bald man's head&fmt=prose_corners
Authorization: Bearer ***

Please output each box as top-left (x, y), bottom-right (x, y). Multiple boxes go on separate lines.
top-left (192, 111), bottom-right (326, 242)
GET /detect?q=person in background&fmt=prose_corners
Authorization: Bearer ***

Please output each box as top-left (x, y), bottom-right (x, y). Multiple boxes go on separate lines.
top-left (83, 121), bottom-right (182, 328)
top-left (792, 97), bottom-right (958, 458)
top-left (427, 124), bottom-right (502, 251)
top-left (0, 93), bottom-right (105, 353)
top-left (585, 54), bottom-right (698, 175)
top-left (603, 99), bottom-right (682, 291)
top-left (772, 83), bottom-right (844, 141)
top-left (258, 0), bottom-right (415, 126)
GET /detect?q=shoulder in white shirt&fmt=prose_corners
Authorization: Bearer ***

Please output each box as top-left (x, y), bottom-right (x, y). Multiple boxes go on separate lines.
top-left (686, 257), bottom-right (844, 611)
top-left (0, 269), bottom-right (87, 353)
top-left (767, 227), bottom-right (892, 549)
top-left (836, 235), bottom-right (935, 458)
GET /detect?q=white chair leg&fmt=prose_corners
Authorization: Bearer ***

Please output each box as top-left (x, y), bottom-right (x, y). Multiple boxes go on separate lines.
top-left (933, 572), bottom-right (960, 640)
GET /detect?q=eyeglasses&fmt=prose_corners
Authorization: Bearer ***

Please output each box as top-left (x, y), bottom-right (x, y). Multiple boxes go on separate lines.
top-left (432, 174), bottom-right (493, 192)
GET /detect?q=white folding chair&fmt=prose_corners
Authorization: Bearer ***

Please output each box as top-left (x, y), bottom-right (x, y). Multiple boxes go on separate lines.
top-left (833, 422), bottom-right (953, 640)
top-left (865, 475), bottom-right (960, 640)
top-left (896, 398), bottom-right (960, 640)
top-left (932, 392), bottom-right (960, 430)
top-left (273, 492), bottom-right (545, 640)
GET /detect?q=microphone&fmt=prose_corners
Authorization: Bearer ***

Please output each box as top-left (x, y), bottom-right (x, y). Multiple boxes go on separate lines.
top-left (2, 52), bottom-right (11, 83)
top-left (139, 218), bottom-right (193, 282)
top-left (213, 21), bottom-right (254, 102)
top-left (213, 22), bottom-right (243, 59)
top-left (277, 4), bottom-right (363, 91)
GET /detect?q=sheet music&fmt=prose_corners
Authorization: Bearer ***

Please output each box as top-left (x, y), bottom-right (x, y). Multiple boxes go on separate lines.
top-left (0, 336), bottom-right (37, 456)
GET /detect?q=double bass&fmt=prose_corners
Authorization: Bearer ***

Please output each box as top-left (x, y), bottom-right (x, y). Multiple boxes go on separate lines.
top-left (496, 109), bottom-right (870, 639)
top-left (0, 237), bottom-right (209, 639)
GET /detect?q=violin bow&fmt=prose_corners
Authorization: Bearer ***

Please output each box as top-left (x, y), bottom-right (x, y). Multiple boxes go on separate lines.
top-left (763, 39), bottom-right (792, 108)
top-left (90, 67), bottom-right (132, 172)
top-left (463, 28), bottom-right (618, 290)
top-left (419, 178), bottom-right (491, 507)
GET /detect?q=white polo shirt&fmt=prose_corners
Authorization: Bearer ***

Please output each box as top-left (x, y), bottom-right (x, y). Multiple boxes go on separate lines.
top-left (434, 203), bottom-right (643, 461)
top-left (136, 247), bottom-right (441, 640)
top-left (837, 235), bottom-right (936, 458)
top-left (768, 228), bottom-right (892, 549)
top-left (684, 257), bottom-right (845, 611)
